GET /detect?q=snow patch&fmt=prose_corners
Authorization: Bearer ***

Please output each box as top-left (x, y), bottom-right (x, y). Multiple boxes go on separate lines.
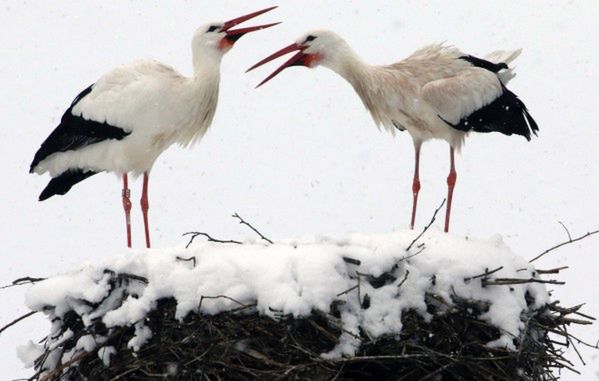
top-left (25, 230), bottom-right (550, 357)
top-left (98, 346), bottom-right (116, 367)
top-left (16, 341), bottom-right (44, 368)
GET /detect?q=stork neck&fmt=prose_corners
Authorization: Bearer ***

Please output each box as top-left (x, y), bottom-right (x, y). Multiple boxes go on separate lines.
top-left (329, 50), bottom-right (385, 110)
top-left (192, 46), bottom-right (223, 78)
top-left (325, 45), bottom-right (408, 127)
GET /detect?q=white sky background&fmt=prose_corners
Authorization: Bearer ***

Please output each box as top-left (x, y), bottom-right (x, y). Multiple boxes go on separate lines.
top-left (1, 1), bottom-right (597, 379)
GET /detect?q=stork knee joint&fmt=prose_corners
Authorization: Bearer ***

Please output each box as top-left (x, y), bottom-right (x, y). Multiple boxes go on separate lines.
top-left (447, 171), bottom-right (457, 187)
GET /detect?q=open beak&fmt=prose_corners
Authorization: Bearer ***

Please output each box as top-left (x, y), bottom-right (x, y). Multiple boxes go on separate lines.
top-left (246, 43), bottom-right (310, 87)
top-left (221, 6), bottom-right (280, 44)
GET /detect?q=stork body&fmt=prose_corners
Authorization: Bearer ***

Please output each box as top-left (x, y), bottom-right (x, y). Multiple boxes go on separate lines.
top-left (249, 31), bottom-right (538, 232)
top-left (30, 7), bottom-right (279, 248)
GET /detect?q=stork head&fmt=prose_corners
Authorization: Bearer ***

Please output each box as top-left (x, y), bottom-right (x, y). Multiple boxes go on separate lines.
top-left (247, 30), bottom-right (349, 87)
top-left (192, 6), bottom-right (279, 58)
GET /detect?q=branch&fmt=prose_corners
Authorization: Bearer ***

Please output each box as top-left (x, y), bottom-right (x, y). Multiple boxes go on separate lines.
top-left (482, 278), bottom-right (565, 287)
top-left (182, 232), bottom-right (242, 249)
top-left (406, 199), bottom-right (445, 252)
top-left (0, 311), bottom-right (38, 335)
top-left (529, 228), bottom-right (599, 263)
top-left (336, 284), bottom-right (359, 297)
top-left (1, 276), bottom-right (46, 290)
top-left (397, 269), bottom-right (410, 289)
top-left (39, 351), bottom-right (91, 381)
top-left (464, 267), bottom-right (503, 282)
top-left (232, 213), bottom-right (273, 244)
top-left (199, 295), bottom-right (251, 311)
top-left (558, 221), bottom-right (572, 241)
top-left (176, 256), bottom-right (196, 268)
top-left (536, 266), bottom-right (569, 275)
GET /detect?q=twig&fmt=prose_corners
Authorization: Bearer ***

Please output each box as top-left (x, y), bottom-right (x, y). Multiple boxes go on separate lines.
top-left (558, 221), bottom-right (572, 241)
top-left (566, 328), bottom-right (586, 366)
top-left (327, 354), bottom-right (440, 363)
top-left (306, 318), bottom-right (339, 343)
top-left (39, 351), bottom-right (91, 381)
top-left (175, 256), bottom-right (196, 268)
top-left (0, 311), bottom-right (37, 335)
top-left (236, 347), bottom-right (287, 367)
top-left (182, 346), bottom-right (213, 367)
top-left (537, 266), bottom-right (569, 275)
top-left (109, 366), bottom-right (141, 381)
top-left (1, 276), bottom-right (46, 290)
top-left (558, 317), bottom-right (594, 325)
top-left (572, 310), bottom-right (596, 322)
top-left (464, 266), bottom-right (503, 282)
top-left (551, 359), bottom-right (581, 375)
top-left (119, 273), bottom-right (148, 284)
top-left (482, 278), bottom-right (565, 286)
top-left (570, 334), bottom-right (599, 350)
top-left (357, 275), bottom-right (362, 307)
top-left (182, 231), bottom-right (242, 249)
top-left (342, 256), bottom-right (361, 266)
top-left (397, 270), bottom-right (410, 289)
top-left (336, 284), bottom-right (359, 297)
top-left (530, 228), bottom-right (599, 263)
top-left (199, 295), bottom-right (250, 311)
top-left (406, 199), bottom-right (446, 252)
top-left (232, 213), bottom-right (273, 244)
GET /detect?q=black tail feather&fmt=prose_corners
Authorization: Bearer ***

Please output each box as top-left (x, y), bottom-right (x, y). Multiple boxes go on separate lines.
top-left (39, 169), bottom-right (98, 201)
top-left (459, 55), bottom-right (508, 73)
top-left (523, 107), bottom-right (539, 138)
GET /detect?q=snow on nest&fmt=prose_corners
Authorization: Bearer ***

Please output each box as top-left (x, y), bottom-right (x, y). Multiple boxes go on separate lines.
top-left (23, 229), bottom-right (549, 365)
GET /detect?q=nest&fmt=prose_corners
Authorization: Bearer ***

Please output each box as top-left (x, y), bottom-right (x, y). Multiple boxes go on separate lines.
top-left (28, 270), bottom-right (593, 381)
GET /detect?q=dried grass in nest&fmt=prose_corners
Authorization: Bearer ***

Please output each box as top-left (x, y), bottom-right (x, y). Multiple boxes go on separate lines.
top-left (27, 270), bottom-right (593, 381)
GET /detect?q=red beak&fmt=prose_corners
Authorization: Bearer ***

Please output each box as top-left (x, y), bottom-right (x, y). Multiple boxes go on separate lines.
top-left (247, 43), bottom-right (310, 87)
top-left (221, 6), bottom-right (280, 43)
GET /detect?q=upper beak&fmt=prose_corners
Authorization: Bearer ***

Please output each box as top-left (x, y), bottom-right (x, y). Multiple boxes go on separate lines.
top-left (222, 6), bottom-right (280, 42)
top-left (246, 43), bottom-right (308, 87)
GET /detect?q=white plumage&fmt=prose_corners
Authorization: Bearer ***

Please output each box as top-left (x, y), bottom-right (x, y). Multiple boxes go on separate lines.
top-left (36, 59), bottom-right (219, 177)
top-left (30, 7), bottom-right (279, 248)
top-left (249, 30), bottom-right (538, 232)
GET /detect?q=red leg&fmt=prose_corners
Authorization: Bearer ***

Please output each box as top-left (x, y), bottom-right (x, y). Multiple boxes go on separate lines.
top-left (410, 141), bottom-right (422, 229)
top-left (140, 172), bottom-right (151, 248)
top-left (122, 173), bottom-right (132, 248)
top-left (444, 147), bottom-right (457, 233)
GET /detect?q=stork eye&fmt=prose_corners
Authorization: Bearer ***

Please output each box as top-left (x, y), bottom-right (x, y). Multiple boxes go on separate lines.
top-left (207, 25), bottom-right (220, 33)
top-left (305, 35), bottom-right (317, 42)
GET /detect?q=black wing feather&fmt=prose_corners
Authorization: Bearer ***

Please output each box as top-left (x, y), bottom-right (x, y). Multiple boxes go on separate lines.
top-left (29, 85), bottom-right (130, 172)
top-left (442, 55), bottom-right (539, 140)
top-left (441, 85), bottom-right (539, 140)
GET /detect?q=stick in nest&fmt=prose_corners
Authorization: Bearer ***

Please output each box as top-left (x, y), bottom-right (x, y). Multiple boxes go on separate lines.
top-left (182, 232), bottom-right (242, 249)
top-left (1, 276), bottom-right (46, 290)
top-left (232, 212), bottom-right (273, 244)
top-left (199, 295), bottom-right (251, 311)
top-left (406, 198), bottom-right (446, 252)
top-left (529, 223), bottom-right (599, 263)
top-left (0, 311), bottom-right (38, 335)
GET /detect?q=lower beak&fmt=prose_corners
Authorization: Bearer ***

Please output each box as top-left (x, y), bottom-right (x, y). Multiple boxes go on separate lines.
top-left (247, 43), bottom-right (308, 87)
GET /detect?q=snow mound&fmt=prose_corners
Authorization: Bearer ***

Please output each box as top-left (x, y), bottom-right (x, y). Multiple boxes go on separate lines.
top-left (26, 229), bottom-right (549, 364)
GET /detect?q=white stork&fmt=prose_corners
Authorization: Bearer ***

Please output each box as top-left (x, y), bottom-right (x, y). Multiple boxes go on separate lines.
top-left (248, 30), bottom-right (538, 232)
top-left (30, 7), bottom-right (279, 248)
